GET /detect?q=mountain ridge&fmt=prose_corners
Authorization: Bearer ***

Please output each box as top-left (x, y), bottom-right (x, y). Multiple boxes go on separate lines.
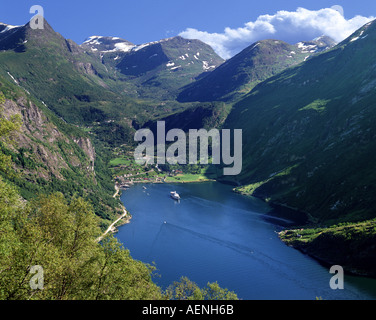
top-left (84, 35), bottom-right (225, 100)
top-left (225, 19), bottom-right (376, 224)
top-left (177, 36), bottom-right (336, 103)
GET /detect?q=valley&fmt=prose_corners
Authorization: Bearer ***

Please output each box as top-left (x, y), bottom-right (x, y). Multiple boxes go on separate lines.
top-left (1, 11), bottom-right (376, 299)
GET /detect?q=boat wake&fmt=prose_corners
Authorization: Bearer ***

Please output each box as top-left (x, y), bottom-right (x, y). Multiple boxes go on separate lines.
top-left (164, 222), bottom-right (256, 257)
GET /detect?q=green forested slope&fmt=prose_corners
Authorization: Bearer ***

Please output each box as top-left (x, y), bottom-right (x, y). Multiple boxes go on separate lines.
top-left (0, 19), bottom-right (239, 299)
top-left (0, 73), bottom-right (120, 226)
top-left (226, 20), bottom-right (376, 224)
top-left (279, 219), bottom-right (376, 277)
top-left (0, 76), bottom-right (238, 300)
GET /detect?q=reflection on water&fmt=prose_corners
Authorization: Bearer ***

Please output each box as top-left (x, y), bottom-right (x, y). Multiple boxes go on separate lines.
top-left (115, 182), bottom-right (376, 300)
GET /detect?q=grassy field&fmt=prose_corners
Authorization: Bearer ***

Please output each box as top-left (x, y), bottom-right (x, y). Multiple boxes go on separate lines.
top-left (109, 157), bottom-right (133, 167)
top-left (165, 173), bottom-right (215, 183)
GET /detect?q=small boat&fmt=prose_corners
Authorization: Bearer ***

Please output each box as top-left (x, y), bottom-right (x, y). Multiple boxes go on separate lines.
top-left (143, 186), bottom-right (147, 190)
top-left (170, 191), bottom-right (180, 200)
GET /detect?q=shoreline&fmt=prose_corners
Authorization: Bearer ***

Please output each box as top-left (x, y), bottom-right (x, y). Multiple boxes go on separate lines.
top-left (96, 206), bottom-right (132, 242)
top-left (232, 187), bottom-right (310, 225)
top-left (278, 233), bottom-right (376, 279)
top-left (232, 185), bottom-right (376, 278)
top-left (278, 223), bottom-right (376, 279)
top-left (110, 178), bottom-right (368, 280)
top-left (106, 177), bottom-right (215, 238)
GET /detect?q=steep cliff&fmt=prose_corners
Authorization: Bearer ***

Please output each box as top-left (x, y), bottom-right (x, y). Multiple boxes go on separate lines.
top-left (0, 76), bottom-right (118, 224)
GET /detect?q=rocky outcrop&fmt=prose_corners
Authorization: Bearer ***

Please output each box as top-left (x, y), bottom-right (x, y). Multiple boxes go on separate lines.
top-left (74, 62), bottom-right (98, 75)
top-left (2, 96), bottom-right (96, 182)
top-left (74, 136), bottom-right (96, 173)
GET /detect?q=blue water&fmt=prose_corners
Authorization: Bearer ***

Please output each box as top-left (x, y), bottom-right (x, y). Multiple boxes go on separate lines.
top-left (115, 181), bottom-right (376, 300)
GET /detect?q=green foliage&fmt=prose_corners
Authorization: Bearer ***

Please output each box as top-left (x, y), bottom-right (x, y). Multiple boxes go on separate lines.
top-left (165, 276), bottom-right (238, 301)
top-left (95, 237), bottom-right (162, 300)
top-left (0, 185), bottom-right (238, 300)
top-left (0, 176), bottom-right (24, 272)
top-left (0, 101), bottom-right (235, 299)
top-left (0, 189), bottom-right (163, 300)
top-left (202, 281), bottom-right (239, 300)
top-left (0, 85), bottom-right (121, 225)
top-left (165, 277), bottom-right (204, 300)
top-left (109, 157), bottom-right (132, 167)
top-left (0, 92), bottom-right (21, 174)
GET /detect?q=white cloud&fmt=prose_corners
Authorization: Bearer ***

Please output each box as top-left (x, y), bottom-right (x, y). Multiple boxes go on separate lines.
top-left (179, 7), bottom-right (374, 59)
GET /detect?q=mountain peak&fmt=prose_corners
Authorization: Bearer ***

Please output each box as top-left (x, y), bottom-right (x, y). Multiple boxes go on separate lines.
top-left (81, 36), bottom-right (135, 53)
top-left (115, 34), bottom-right (224, 77)
top-left (0, 17), bottom-right (68, 52)
top-left (295, 36), bottom-right (336, 55)
top-left (177, 36), bottom-right (336, 103)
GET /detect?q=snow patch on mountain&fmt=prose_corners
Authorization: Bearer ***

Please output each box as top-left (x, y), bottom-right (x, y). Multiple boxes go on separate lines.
top-left (132, 37), bottom-right (174, 52)
top-left (83, 36), bottom-right (135, 53)
top-left (202, 61), bottom-right (215, 71)
top-left (83, 36), bottom-right (103, 45)
top-left (296, 42), bottom-right (318, 53)
top-left (0, 23), bottom-right (21, 34)
top-left (113, 42), bottom-right (134, 52)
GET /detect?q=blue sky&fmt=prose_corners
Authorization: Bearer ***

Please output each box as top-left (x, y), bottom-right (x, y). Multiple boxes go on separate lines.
top-left (1, 1), bottom-right (375, 57)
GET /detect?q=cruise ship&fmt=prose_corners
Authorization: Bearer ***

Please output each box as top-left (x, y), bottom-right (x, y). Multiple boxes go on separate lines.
top-left (170, 191), bottom-right (180, 200)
